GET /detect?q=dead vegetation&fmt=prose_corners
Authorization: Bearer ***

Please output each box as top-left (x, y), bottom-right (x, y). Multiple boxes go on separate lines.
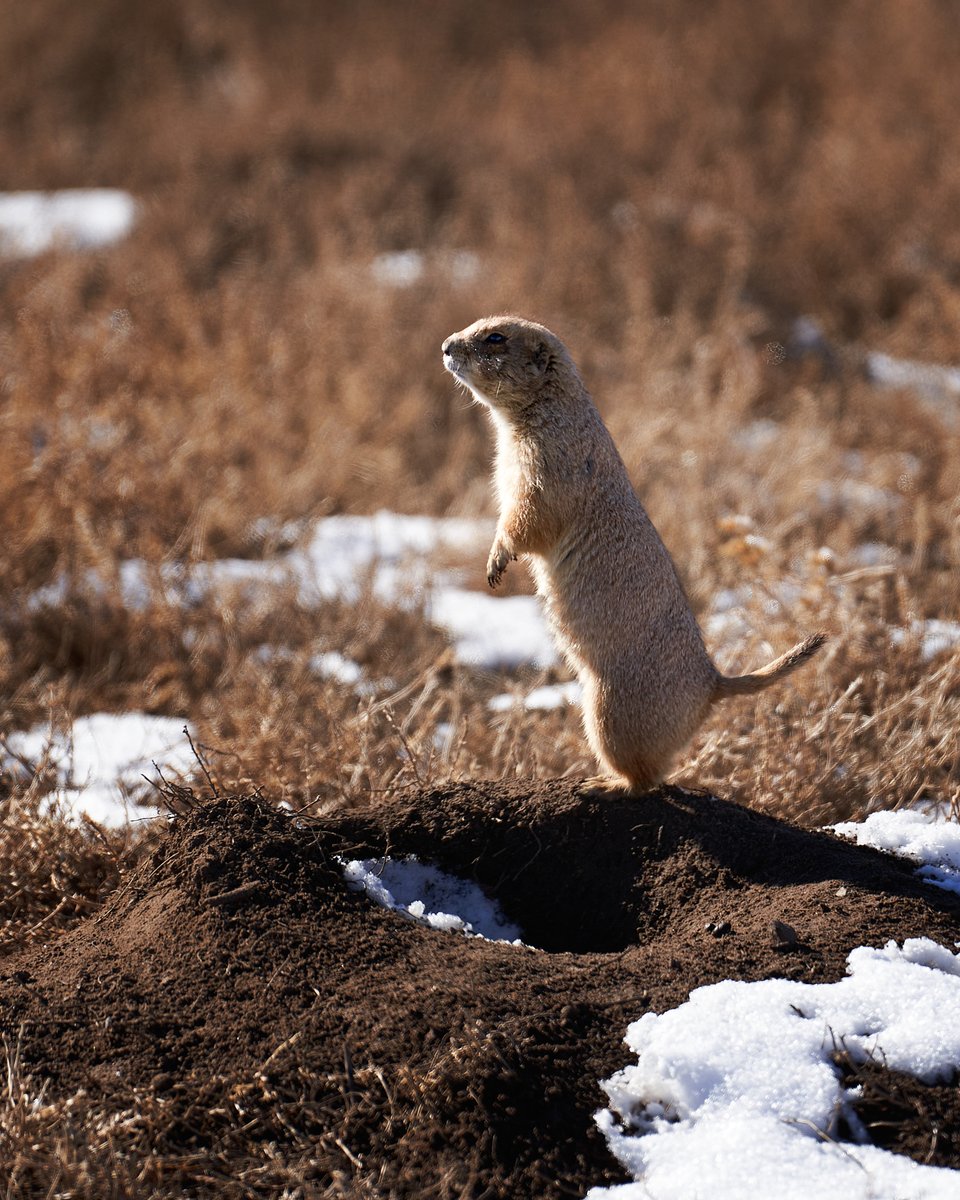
top-left (1, 1), bottom-right (960, 1191)
top-left (0, 0), bottom-right (958, 901)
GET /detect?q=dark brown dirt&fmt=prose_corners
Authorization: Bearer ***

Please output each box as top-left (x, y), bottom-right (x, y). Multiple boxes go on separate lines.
top-left (3, 782), bottom-right (960, 1197)
top-left (834, 1051), bottom-right (960, 1170)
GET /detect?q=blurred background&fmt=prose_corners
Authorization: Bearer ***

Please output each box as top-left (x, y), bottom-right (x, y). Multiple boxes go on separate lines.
top-left (1, 0), bottom-right (959, 830)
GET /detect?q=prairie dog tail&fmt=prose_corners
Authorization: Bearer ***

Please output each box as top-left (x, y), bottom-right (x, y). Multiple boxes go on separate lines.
top-left (713, 632), bottom-right (827, 700)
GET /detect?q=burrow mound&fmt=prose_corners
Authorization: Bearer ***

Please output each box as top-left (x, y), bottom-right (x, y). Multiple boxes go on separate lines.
top-left (3, 782), bottom-right (960, 1197)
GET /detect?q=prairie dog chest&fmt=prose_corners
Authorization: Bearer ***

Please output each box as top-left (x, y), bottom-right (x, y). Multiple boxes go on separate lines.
top-left (492, 416), bottom-right (543, 514)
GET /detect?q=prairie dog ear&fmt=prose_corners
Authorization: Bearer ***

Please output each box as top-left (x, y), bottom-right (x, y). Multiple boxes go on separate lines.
top-left (527, 339), bottom-right (549, 378)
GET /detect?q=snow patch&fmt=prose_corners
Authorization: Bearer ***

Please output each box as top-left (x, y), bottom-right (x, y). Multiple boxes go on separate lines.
top-left (3, 713), bottom-right (195, 826)
top-left (889, 619), bottom-right (960, 662)
top-left (370, 249), bottom-right (480, 288)
top-left (488, 681), bottom-right (582, 712)
top-left (832, 808), bottom-right (960, 895)
top-left (731, 419), bottom-right (781, 453)
top-left (866, 351), bottom-right (960, 401)
top-left (26, 512), bottom-right (557, 670)
top-left (340, 856), bottom-right (525, 944)
top-left (702, 582), bottom-right (803, 655)
top-left (309, 651), bottom-right (364, 686)
top-left (590, 939), bottom-right (960, 1200)
top-left (845, 542), bottom-right (900, 569)
top-left (429, 588), bottom-right (557, 670)
top-left (814, 479), bottom-right (902, 517)
top-left (0, 190), bottom-right (136, 257)
top-left (290, 511), bottom-right (492, 606)
top-left (370, 250), bottom-right (424, 287)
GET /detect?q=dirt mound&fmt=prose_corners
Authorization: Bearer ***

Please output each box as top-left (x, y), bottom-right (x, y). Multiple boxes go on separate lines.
top-left (3, 782), bottom-right (960, 1197)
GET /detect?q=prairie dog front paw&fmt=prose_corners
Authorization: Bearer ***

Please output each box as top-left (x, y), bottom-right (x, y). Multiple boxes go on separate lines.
top-left (486, 541), bottom-right (516, 588)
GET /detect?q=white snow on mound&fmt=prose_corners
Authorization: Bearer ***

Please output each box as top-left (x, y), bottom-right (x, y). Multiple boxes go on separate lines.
top-left (832, 808), bottom-right (960, 896)
top-left (0, 190), bottom-right (136, 257)
top-left (341, 856), bottom-right (525, 944)
top-left (589, 938), bottom-right (960, 1200)
top-left (3, 713), bottom-right (195, 826)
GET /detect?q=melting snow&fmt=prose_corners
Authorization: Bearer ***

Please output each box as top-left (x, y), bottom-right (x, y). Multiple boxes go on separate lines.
top-left (289, 511), bottom-right (491, 606)
top-left (309, 651), bottom-right (364, 686)
top-left (428, 588), bottom-right (557, 670)
top-left (488, 680), bottom-right (582, 712)
top-left (845, 541), bottom-right (900, 569)
top-left (590, 939), bottom-right (960, 1200)
top-left (863, 352), bottom-right (960, 430)
top-left (0, 190), bottom-right (136, 257)
top-left (814, 478), bottom-right (902, 517)
top-left (371, 249), bottom-right (425, 286)
top-left (731, 419), bottom-right (781, 453)
top-left (341, 856), bottom-right (524, 944)
top-left (702, 582), bottom-right (803, 655)
top-left (833, 808), bottom-right (960, 896)
top-left (254, 645), bottom-right (374, 692)
top-left (27, 512), bottom-right (559, 670)
top-left (369, 248), bottom-right (480, 288)
top-left (3, 713), bottom-right (195, 826)
top-left (249, 510), bottom-right (556, 669)
top-left (866, 351), bottom-right (960, 401)
top-left (889, 619), bottom-right (960, 662)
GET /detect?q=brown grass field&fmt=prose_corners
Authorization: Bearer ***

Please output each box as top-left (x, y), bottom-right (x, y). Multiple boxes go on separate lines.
top-left (2, 0), bottom-right (960, 1194)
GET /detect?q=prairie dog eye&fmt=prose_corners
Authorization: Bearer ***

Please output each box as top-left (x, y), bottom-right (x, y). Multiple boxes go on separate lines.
top-left (484, 332), bottom-right (506, 345)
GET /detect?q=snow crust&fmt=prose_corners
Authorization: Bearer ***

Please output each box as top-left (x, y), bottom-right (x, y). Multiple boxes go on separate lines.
top-left (255, 644), bottom-right (372, 689)
top-left (3, 713), bottom-right (194, 826)
top-left (0, 190), bottom-right (136, 257)
top-left (705, 582), bottom-right (958, 668)
top-left (590, 939), bottom-right (960, 1200)
top-left (340, 856), bottom-right (524, 944)
top-left (290, 513), bottom-right (556, 668)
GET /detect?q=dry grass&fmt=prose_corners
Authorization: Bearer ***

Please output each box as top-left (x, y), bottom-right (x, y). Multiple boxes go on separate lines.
top-left (0, 1029), bottom-right (397, 1198)
top-left (0, 0), bottom-right (957, 904)
top-left (0, 784), bottom-right (137, 956)
top-left (1, 1), bottom-right (960, 1190)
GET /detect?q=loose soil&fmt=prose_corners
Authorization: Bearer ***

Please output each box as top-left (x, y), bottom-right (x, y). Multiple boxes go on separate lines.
top-left (3, 782), bottom-right (960, 1197)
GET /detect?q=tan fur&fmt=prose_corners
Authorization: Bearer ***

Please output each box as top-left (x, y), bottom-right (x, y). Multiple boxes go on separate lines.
top-left (442, 315), bottom-right (826, 794)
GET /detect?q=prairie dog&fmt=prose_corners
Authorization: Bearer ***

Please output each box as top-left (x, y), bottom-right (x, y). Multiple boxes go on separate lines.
top-left (441, 314), bottom-right (825, 794)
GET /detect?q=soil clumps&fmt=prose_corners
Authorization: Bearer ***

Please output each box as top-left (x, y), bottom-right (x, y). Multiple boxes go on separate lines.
top-left (3, 782), bottom-right (960, 1197)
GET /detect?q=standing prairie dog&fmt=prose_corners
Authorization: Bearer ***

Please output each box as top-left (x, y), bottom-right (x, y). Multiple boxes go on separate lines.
top-left (441, 314), bottom-right (825, 795)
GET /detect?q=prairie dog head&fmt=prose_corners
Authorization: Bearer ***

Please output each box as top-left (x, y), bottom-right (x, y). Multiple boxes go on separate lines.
top-left (441, 315), bottom-right (578, 416)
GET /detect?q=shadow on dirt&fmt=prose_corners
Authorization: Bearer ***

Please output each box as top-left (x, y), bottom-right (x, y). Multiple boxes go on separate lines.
top-left (2, 782), bottom-right (959, 1198)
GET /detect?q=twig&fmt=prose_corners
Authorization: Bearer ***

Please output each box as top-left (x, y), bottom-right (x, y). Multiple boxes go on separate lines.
top-left (184, 725), bottom-right (220, 798)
